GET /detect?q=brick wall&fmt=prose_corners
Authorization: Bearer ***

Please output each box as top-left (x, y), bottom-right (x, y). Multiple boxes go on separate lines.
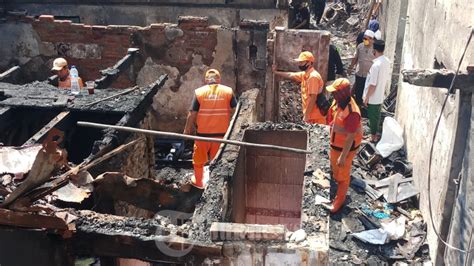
top-left (13, 15), bottom-right (220, 89)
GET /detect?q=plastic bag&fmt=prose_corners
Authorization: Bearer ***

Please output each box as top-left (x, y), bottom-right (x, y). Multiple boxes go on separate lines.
top-left (381, 216), bottom-right (406, 240)
top-left (352, 229), bottom-right (389, 245)
top-left (376, 117), bottom-right (404, 158)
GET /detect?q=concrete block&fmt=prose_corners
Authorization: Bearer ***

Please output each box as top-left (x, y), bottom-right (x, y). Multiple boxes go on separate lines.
top-left (210, 222), bottom-right (246, 241)
top-left (245, 224), bottom-right (286, 241)
top-left (210, 223), bottom-right (286, 242)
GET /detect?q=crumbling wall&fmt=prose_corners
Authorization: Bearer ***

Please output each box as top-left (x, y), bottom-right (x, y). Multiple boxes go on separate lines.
top-left (0, 16), bottom-right (274, 131)
top-left (390, 0), bottom-right (474, 263)
top-left (6, 3), bottom-right (287, 28)
top-left (273, 28), bottom-right (330, 81)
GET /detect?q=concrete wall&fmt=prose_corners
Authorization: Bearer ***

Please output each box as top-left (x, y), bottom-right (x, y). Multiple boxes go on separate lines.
top-left (7, 4), bottom-right (287, 28)
top-left (389, 0), bottom-right (474, 263)
top-left (377, 0), bottom-right (407, 93)
top-left (445, 93), bottom-right (474, 265)
top-left (395, 85), bottom-right (460, 264)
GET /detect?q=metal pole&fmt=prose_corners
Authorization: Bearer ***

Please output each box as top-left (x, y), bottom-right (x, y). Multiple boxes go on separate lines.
top-left (77, 121), bottom-right (312, 154)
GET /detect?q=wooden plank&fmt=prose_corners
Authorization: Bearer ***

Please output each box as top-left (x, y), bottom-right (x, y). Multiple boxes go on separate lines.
top-left (0, 208), bottom-right (68, 230)
top-left (23, 111), bottom-right (71, 146)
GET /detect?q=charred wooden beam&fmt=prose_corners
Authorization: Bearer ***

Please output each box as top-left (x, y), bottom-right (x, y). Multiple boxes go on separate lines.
top-left (23, 111), bottom-right (72, 146)
top-left (72, 232), bottom-right (221, 264)
top-left (94, 48), bottom-right (140, 90)
top-left (402, 69), bottom-right (474, 92)
top-left (0, 208), bottom-right (69, 231)
top-left (71, 210), bottom-right (221, 263)
top-left (93, 173), bottom-right (202, 213)
top-left (88, 74), bottom-right (167, 158)
top-left (0, 66), bottom-right (20, 82)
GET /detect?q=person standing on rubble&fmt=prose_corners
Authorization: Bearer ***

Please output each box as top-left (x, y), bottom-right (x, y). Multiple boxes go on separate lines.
top-left (290, 1), bottom-right (310, 29)
top-left (347, 30), bottom-right (375, 107)
top-left (183, 69), bottom-right (237, 189)
top-left (50, 57), bottom-right (84, 89)
top-left (324, 78), bottom-right (362, 213)
top-left (311, 0), bottom-right (326, 25)
top-left (273, 51), bottom-right (327, 125)
top-left (328, 44), bottom-right (345, 81)
top-left (363, 40), bottom-right (390, 143)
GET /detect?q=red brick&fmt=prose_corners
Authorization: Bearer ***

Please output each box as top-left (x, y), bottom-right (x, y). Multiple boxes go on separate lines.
top-left (178, 16), bottom-right (209, 30)
top-left (39, 15), bottom-right (54, 22)
top-left (56, 19), bottom-right (72, 25)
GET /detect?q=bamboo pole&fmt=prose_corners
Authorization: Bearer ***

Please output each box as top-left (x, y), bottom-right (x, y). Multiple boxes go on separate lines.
top-left (77, 121), bottom-right (312, 154)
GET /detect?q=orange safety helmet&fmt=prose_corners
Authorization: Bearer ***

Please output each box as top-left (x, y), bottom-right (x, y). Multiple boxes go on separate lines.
top-left (204, 69), bottom-right (221, 84)
top-left (294, 51), bottom-right (315, 63)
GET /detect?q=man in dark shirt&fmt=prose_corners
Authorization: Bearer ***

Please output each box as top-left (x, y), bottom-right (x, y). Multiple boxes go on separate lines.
top-left (328, 44), bottom-right (345, 81)
top-left (290, 2), bottom-right (310, 29)
top-left (311, 0), bottom-right (326, 25)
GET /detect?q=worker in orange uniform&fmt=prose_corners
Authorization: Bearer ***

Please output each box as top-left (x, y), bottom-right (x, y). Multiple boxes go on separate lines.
top-left (324, 78), bottom-right (362, 213)
top-left (272, 51), bottom-right (326, 124)
top-left (183, 69), bottom-right (238, 189)
top-left (51, 57), bottom-right (84, 89)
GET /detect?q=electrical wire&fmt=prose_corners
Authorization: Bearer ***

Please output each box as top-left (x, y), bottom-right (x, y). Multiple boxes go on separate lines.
top-left (426, 29), bottom-right (474, 259)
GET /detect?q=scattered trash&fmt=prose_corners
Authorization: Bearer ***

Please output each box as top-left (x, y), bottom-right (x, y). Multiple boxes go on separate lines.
top-left (376, 117), bottom-right (404, 158)
top-left (315, 195), bottom-right (331, 205)
top-left (290, 229), bottom-right (307, 244)
top-left (312, 168), bottom-right (330, 189)
top-left (361, 204), bottom-right (391, 219)
top-left (381, 216), bottom-right (406, 240)
top-left (0, 145), bottom-right (42, 175)
top-left (342, 217), bottom-right (365, 233)
top-left (357, 143), bottom-right (383, 169)
top-left (352, 229), bottom-right (389, 245)
top-left (53, 183), bottom-right (91, 203)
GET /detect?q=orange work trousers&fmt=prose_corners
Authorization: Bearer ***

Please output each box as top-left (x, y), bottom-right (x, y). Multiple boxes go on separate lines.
top-left (192, 140), bottom-right (221, 187)
top-left (329, 148), bottom-right (357, 212)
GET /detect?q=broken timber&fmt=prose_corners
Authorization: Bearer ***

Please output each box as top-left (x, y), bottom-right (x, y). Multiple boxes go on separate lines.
top-left (94, 48), bottom-right (140, 89)
top-left (23, 111), bottom-right (71, 146)
top-left (77, 121), bottom-right (312, 154)
top-left (0, 208), bottom-right (69, 231)
top-left (93, 172), bottom-right (202, 213)
top-left (23, 139), bottom-right (143, 204)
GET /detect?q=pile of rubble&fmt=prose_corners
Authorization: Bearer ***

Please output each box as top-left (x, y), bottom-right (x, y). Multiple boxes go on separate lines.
top-left (318, 1), bottom-right (372, 34)
top-left (327, 138), bottom-right (430, 264)
top-left (278, 76), bottom-right (430, 263)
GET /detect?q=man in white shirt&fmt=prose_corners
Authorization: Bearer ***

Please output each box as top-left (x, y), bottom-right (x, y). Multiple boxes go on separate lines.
top-left (363, 40), bottom-right (390, 142)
